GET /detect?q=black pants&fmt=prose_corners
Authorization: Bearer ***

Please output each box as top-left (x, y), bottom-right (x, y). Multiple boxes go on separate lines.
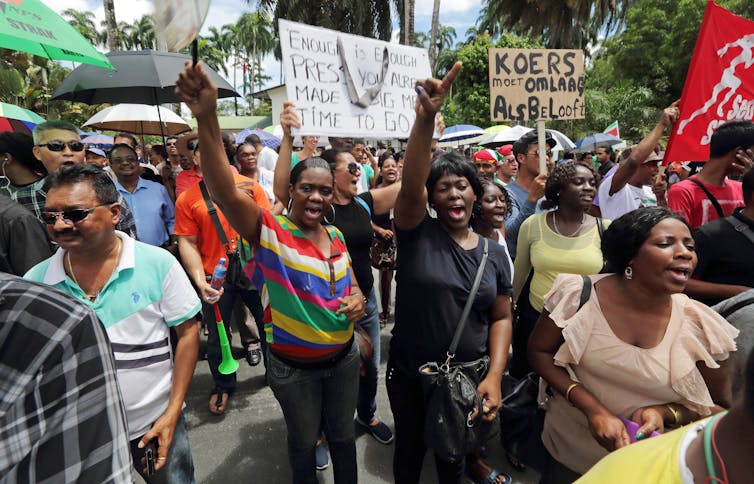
top-left (510, 296), bottom-right (541, 379)
top-left (386, 359), bottom-right (465, 484)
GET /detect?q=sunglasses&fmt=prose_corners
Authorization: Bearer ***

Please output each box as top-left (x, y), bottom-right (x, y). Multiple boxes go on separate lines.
top-left (38, 141), bottom-right (85, 152)
top-left (41, 203), bottom-right (112, 225)
top-left (346, 162), bottom-right (361, 176)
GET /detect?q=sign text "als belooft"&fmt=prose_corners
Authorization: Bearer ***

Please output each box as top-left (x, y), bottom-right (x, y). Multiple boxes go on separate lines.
top-left (489, 49), bottom-right (585, 122)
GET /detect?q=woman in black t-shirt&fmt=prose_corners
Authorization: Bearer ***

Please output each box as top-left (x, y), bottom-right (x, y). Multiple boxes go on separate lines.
top-left (387, 63), bottom-right (514, 484)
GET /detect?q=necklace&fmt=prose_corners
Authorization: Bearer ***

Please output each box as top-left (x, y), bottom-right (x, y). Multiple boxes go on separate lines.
top-left (552, 211), bottom-right (586, 237)
top-left (65, 238), bottom-right (122, 302)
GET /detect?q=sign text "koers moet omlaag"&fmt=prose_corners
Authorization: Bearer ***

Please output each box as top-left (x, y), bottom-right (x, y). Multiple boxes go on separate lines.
top-left (489, 49), bottom-right (585, 122)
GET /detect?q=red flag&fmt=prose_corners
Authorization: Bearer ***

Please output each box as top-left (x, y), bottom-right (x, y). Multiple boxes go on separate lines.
top-left (665, 1), bottom-right (754, 163)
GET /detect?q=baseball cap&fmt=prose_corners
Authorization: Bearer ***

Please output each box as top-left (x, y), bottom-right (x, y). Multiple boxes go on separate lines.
top-left (85, 147), bottom-right (106, 157)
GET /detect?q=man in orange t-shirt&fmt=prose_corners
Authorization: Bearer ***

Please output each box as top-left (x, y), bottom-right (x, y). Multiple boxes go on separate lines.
top-left (175, 147), bottom-right (271, 415)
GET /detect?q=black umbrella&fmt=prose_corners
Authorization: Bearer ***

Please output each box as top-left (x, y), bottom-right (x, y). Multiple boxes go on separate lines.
top-left (51, 50), bottom-right (238, 104)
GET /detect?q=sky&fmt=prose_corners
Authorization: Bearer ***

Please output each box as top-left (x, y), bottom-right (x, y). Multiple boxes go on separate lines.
top-left (50, 0), bottom-right (484, 96)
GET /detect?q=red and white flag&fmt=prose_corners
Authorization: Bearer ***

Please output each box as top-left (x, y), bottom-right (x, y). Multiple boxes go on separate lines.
top-left (603, 121), bottom-right (620, 138)
top-left (665, 1), bottom-right (754, 163)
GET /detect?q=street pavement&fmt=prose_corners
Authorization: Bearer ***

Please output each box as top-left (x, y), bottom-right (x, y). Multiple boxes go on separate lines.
top-left (184, 325), bottom-right (540, 483)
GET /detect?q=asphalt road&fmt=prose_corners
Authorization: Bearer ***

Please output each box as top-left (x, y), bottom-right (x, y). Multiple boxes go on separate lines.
top-left (183, 325), bottom-right (540, 484)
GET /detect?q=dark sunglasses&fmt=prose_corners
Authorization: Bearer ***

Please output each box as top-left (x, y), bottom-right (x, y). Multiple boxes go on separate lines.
top-left (38, 141), bottom-right (85, 152)
top-left (346, 162), bottom-right (361, 176)
top-left (41, 203), bottom-right (112, 225)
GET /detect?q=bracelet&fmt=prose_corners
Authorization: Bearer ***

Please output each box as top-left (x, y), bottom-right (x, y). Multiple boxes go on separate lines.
top-left (565, 382), bottom-right (581, 405)
top-left (665, 404), bottom-right (681, 427)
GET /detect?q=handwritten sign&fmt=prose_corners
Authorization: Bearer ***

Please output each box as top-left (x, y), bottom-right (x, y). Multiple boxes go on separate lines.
top-left (279, 19), bottom-right (432, 138)
top-left (489, 49), bottom-right (585, 122)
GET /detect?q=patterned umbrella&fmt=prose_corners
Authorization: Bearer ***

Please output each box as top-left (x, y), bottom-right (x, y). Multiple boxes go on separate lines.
top-left (0, 103), bottom-right (45, 136)
top-left (234, 128), bottom-right (281, 149)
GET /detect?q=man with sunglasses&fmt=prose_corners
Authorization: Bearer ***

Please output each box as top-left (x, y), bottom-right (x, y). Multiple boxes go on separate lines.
top-left (31, 121), bottom-right (139, 239)
top-left (504, 130), bottom-right (552, 259)
top-left (25, 163), bottom-right (201, 483)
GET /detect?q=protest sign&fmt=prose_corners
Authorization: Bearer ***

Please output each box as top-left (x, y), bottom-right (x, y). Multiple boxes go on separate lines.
top-left (665, 2), bottom-right (754, 163)
top-left (278, 19), bottom-right (432, 138)
top-left (488, 48), bottom-right (585, 122)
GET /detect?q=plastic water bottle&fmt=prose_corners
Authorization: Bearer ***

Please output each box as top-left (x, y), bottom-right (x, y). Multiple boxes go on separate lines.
top-left (210, 258), bottom-right (227, 291)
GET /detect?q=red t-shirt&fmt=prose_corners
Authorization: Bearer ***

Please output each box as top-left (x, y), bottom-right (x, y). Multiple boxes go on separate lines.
top-left (175, 166), bottom-right (238, 199)
top-left (667, 177), bottom-right (743, 228)
top-left (174, 173), bottom-right (271, 274)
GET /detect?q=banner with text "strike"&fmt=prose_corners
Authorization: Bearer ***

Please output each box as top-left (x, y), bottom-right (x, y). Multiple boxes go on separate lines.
top-left (488, 48), bottom-right (585, 122)
top-left (278, 20), bottom-right (432, 138)
top-left (666, 1), bottom-right (754, 163)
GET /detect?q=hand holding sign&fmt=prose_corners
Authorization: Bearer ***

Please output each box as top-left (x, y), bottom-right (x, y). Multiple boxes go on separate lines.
top-left (280, 101), bottom-right (302, 138)
top-left (175, 61), bottom-right (218, 119)
top-left (414, 62), bottom-right (462, 123)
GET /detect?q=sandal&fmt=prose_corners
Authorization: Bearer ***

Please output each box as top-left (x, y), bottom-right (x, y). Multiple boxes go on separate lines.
top-left (468, 456), bottom-right (512, 484)
top-left (208, 386), bottom-right (230, 415)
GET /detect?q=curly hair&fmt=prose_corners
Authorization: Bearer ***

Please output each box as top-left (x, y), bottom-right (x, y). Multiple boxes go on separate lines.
top-left (541, 161), bottom-right (582, 210)
top-left (601, 206), bottom-right (690, 273)
top-left (471, 179), bottom-right (512, 226)
top-left (426, 152), bottom-right (483, 202)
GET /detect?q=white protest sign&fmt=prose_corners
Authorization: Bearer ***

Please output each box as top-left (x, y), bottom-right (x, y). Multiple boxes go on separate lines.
top-left (279, 19), bottom-right (432, 138)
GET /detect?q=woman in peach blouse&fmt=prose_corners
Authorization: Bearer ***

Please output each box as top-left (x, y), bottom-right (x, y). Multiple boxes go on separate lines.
top-left (528, 207), bottom-right (739, 483)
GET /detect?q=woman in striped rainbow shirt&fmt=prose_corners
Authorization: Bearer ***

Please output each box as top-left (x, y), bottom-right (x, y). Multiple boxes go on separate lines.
top-left (176, 62), bottom-right (365, 484)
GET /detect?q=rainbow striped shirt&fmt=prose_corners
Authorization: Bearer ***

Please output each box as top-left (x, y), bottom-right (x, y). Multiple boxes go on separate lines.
top-left (246, 210), bottom-right (354, 363)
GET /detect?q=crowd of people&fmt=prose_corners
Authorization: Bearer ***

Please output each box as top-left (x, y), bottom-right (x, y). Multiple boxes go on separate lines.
top-left (1, 59), bottom-right (753, 484)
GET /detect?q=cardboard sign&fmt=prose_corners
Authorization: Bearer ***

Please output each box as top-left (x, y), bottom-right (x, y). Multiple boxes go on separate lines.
top-left (489, 48), bottom-right (585, 122)
top-left (278, 19), bottom-right (432, 138)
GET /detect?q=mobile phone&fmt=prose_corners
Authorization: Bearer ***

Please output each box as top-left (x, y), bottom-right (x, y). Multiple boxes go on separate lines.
top-left (144, 439), bottom-right (157, 476)
top-left (619, 416), bottom-right (660, 443)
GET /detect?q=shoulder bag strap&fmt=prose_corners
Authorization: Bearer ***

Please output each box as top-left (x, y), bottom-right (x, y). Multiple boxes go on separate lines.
top-left (579, 275), bottom-right (592, 311)
top-left (354, 195), bottom-right (372, 217)
top-left (596, 217), bottom-right (604, 240)
top-left (199, 181), bottom-right (230, 249)
top-left (724, 215), bottom-right (754, 246)
top-left (445, 238), bottom-right (489, 363)
top-left (688, 177), bottom-right (724, 218)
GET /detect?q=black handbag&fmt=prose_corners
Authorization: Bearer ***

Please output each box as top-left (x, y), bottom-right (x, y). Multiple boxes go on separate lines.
top-left (500, 275), bottom-right (593, 471)
top-left (418, 238), bottom-right (498, 464)
top-left (199, 181), bottom-right (252, 288)
top-left (370, 235), bottom-right (396, 270)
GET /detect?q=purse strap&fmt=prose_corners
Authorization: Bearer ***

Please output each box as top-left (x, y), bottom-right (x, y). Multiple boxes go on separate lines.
top-left (724, 214), bottom-right (754, 246)
top-left (199, 181), bottom-right (231, 252)
top-left (688, 177), bottom-right (724, 218)
top-left (443, 237), bottom-right (489, 368)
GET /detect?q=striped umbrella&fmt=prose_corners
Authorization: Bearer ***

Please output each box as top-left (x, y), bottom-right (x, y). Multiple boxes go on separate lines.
top-left (0, 103), bottom-right (45, 136)
top-left (234, 128), bottom-right (281, 149)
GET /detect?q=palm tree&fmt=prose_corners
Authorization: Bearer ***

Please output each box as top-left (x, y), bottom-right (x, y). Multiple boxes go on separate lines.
top-left (103, 0), bottom-right (118, 51)
top-left (130, 16), bottom-right (156, 50)
top-left (62, 9), bottom-right (98, 45)
top-left (432, 25), bottom-right (456, 75)
top-left (237, 12), bottom-right (275, 114)
top-left (477, 0), bottom-right (629, 49)
top-left (427, 0), bottom-right (441, 67)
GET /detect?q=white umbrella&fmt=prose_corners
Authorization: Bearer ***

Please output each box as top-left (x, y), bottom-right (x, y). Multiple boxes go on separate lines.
top-left (480, 126), bottom-right (575, 151)
top-left (83, 104), bottom-right (191, 136)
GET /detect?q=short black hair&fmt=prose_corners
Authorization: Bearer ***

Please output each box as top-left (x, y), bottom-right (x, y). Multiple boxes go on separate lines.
top-left (45, 163), bottom-right (119, 205)
top-left (542, 161), bottom-right (582, 210)
top-left (0, 131), bottom-right (47, 175)
top-left (426, 152), bottom-right (482, 202)
top-left (245, 134), bottom-right (262, 146)
top-left (710, 120), bottom-right (754, 158)
top-left (601, 206), bottom-right (690, 273)
top-left (319, 148), bottom-right (350, 172)
top-left (378, 151), bottom-right (395, 167)
top-left (743, 168), bottom-right (754, 204)
top-left (114, 132), bottom-right (138, 148)
top-left (151, 144), bottom-right (167, 159)
top-left (108, 143), bottom-right (137, 159)
top-left (290, 156), bottom-right (333, 186)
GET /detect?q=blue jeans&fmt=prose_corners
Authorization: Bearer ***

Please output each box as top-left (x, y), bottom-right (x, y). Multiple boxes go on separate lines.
top-left (202, 282), bottom-right (265, 391)
top-left (268, 340), bottom-right (360, 484)
top-left (357, 287), bottom-right (380, 423)
top-left (129, 412), bottom-right (195, 484)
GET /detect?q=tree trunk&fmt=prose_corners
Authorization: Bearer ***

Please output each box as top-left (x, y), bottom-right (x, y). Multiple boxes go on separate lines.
top-left (408, 0), bottom-right (415, 46)
top-left (428, 0), bottom-right (440, 66)
top-left (103, 0), bottom-right (118, 52)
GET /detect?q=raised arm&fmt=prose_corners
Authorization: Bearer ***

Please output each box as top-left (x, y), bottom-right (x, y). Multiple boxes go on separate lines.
top-left (394, 62), bottom-right (462, 231)
top-left (175, 62), bottom-right (261, 243)
top-left (608, 101), bottom-right (679, 196)
top-left (272, 101), bottom-right (300, 207)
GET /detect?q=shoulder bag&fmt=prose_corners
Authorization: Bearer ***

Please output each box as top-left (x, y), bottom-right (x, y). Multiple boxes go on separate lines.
top-left (354, 195), bottom-right (397, 270)
top-left (418, 238), bottom-right (496, 464)
top-left (500, 275), bottom-right (592, 472)
top-left (199, 181), bottom-right (252, 288)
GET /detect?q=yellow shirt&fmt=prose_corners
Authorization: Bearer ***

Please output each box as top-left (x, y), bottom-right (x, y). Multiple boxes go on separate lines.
top-left (513, 212), bottom-right (607, 312)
